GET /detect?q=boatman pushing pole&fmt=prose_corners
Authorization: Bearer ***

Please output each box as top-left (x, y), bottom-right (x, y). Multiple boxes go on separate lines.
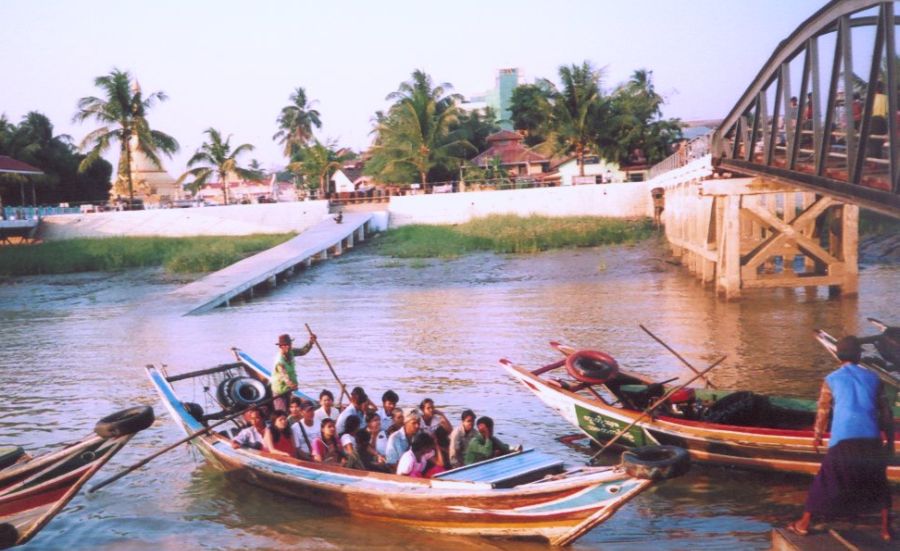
top-left (272, 332), bottom-right (317, 411)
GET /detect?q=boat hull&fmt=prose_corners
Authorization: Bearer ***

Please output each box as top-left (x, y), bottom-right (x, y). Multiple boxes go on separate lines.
top-left (147, 360), bottom-right (654, 545)
top-left (504, 363), bottom-right (900, 481)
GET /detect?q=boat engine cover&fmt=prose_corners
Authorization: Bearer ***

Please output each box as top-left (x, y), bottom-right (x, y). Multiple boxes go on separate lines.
top-left (565, 350), bottom-right (619, 384)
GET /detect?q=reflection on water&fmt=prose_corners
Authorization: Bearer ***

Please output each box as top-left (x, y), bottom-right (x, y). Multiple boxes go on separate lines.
top-left (0, 240), bottom-right (897, 550)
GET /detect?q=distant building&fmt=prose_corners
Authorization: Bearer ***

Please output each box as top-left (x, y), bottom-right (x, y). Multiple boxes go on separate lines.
top-left (195, 176), bottom-right (298, 205)
top-left (461, 68), bottom-right (523, 130)
top-left (125, 134), bottom-right (181, 206)
top-left (470, 131), bottom-right (549, 177)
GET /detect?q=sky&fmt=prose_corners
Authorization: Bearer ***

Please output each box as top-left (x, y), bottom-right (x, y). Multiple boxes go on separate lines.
top-left (0, 0), bottom-right (828, 177)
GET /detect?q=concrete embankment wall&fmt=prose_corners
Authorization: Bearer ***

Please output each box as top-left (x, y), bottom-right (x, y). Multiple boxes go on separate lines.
top-left (36, 183), bottom-right (652, 240)
top-left (387, 182), bottom-right (653, 227)
top-left (38, 201), bottom-right (331, 240)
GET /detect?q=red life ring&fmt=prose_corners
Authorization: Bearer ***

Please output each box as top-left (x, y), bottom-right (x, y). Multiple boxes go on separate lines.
top-left (565, 350), bottom-right (619, 384)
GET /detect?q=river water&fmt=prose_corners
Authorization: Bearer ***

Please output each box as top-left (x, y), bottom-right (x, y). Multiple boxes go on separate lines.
top-left (1, 237), bottom-right (897, 550)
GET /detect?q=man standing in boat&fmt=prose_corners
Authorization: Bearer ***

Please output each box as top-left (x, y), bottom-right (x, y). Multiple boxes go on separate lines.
top-left (788, 336), bottom-right (894, 542)
top-left (272, 333), bottom-right (317, 411)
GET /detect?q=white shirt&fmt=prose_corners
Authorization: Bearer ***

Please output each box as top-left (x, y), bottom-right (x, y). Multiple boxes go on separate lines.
top-left (380, 407), bottom-right (394, 429)
top-left (373, 430), bottom-right (388, 456)
top-left (233, 425), bottom-right (265, 449)
top-left (313, 406), bottom-right (337, 428)
top-left (291, 421), bottom-right (320, 454)
top-left (396, 449), bottom-right (433, 477)
top-left (335, 405), bottom-right (365, 435)
top-left (339, 433), bottom-right (356, 451)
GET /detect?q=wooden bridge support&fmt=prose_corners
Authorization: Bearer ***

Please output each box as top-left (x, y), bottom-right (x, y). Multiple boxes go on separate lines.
top-left (663, 177), bottom-right (859, 300)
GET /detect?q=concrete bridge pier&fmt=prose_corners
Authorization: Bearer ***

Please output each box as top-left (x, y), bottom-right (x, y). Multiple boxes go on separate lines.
top-left (664, 176), bottom-right (859, 300)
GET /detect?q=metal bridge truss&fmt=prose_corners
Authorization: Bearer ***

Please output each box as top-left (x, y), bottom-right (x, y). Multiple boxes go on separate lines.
top-left (712, 0), bottom-right (900, 217)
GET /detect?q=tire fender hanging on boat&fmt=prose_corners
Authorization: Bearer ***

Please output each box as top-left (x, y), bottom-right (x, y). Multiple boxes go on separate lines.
top-left (94, 406), bottom-right (155, 438)
top-left (621, 445), bottom-right (690, 480)
top-left (566, 349), bottom-right (619, 384)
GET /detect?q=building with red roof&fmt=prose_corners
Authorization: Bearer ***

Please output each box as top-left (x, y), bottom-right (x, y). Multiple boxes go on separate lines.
top-left (470, 131), bottom-right (550, 177)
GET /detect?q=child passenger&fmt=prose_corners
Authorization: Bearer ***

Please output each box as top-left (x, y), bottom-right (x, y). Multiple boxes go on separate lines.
top-left (396, 433), bottom-right (437, 478)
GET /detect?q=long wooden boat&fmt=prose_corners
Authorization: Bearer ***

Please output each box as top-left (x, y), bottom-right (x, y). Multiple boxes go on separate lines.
top-left (0, 407), bottom-right (155, 549)
top-left (501, 341), bottom-right (900, 481)
top-left (145, 349), bottom-right (684, 546)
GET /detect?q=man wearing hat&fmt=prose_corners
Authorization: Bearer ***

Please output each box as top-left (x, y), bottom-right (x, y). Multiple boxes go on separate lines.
top-left (272, 332), bottom-right (317, 411)
top-left (789, 336), bottom-right (894, 541)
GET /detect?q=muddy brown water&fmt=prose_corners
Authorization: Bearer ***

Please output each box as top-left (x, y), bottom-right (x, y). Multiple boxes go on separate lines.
top-left (1, 239), bottom-right (897, 550)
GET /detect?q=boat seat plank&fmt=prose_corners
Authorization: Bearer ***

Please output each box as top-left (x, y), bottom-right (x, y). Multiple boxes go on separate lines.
top-left (434, 449), bottom-right (565, 488)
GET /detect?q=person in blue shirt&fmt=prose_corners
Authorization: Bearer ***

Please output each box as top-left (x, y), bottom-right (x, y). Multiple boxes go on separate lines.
top-left (789, 336), bottom-right (894, 542)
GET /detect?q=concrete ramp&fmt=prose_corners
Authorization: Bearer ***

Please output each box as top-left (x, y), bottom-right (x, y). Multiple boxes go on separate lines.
top-left (161, 212), bottom-right (376, 315)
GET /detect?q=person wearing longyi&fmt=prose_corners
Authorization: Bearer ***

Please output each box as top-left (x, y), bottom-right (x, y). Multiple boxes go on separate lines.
top-left (788, 336), bottom-right (894, 542)
top-left (271, 332), bottom-right (316, 411)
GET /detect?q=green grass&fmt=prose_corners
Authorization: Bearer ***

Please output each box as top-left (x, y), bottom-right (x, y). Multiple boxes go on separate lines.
top-left (859, 210), bottom-right (900, 236)
top-left (374, 215), bottom-right (656, 258)
top-left (0, 234), bottom-right (295, 276)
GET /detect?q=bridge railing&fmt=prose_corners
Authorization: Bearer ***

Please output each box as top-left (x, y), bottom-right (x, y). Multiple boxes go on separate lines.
top-left (648, 134), bottom-right (711, 180)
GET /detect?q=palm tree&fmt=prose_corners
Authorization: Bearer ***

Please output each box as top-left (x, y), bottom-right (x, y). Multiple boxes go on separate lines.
top-left (177, 128), bottom-right (258, 205)
top-left (74, 68), bottom-right (178, 205)
top-left (273, 87), bottom-right (322, 157)
top-left (288, 139), bottom-right (353, 196)
top-left (367, 70), bottom-right (473, 185)
top-left (551, 62), bottom-right (606, 176)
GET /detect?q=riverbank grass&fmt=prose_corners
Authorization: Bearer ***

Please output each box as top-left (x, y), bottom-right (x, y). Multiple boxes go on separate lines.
top-left (375, 215), bottom-right (655, 258)
top-left (0, 234), bottom-right (294, 276)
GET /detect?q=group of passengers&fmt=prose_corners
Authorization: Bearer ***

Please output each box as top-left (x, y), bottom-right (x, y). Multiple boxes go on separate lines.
top-left (229, 332), bottom-right (517, 477)
top-left (230, 386), bottom-right (517, 477)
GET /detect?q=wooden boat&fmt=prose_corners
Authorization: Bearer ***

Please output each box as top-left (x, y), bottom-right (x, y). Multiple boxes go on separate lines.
top-left (0, 407), bottom-right (155, 549)
top-left (814, 319), bottom-right (899, 389)
top-left (501, 341), bottom-right (900, 481)
top-left (145, 349), bottom-right (688, 546)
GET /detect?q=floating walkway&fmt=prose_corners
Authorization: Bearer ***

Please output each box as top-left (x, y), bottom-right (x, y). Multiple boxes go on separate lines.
top-left (164, 212), bottom-right (375, 315)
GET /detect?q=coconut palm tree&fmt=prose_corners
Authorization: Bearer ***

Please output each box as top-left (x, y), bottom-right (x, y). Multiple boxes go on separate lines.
top-left (288, 139), bottom-right (353, 196)
top-left (177, 128), bottom-right (258, 205)
top-left (273, 87), bottom-right (322, 157)
top-left (74, 68), bottom-right (178, 205)
top-left (550, 62), bottom-right (606, 177)
top-left (367, 70), bottom-right (473, 185)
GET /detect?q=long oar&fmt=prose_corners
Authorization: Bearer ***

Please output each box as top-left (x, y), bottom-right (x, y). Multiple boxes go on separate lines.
top-left (89, 394), bottom-right (278, 493)
top-left (640, 324), bottom-right (717, 389)
top-left (589, 355), bottom-right (727, 463)
top-left (305, 323), bottom-right (351, 407)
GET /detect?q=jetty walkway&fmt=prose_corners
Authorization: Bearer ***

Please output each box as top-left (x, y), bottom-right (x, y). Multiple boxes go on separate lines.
top-left (161, 212), bottom-right (375, 316)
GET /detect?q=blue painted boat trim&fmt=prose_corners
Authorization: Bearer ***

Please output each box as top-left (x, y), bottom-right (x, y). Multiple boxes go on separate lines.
top-left (234, 349), bottom-right (315, 402)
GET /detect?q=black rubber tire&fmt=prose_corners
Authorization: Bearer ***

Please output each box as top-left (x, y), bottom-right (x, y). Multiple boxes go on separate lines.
top-left (0, 522), bottom-right (20, 550)
top-left (94, 406), bottom-right (155, 438)
top-left (182, 402), bottom-right (205, 422)
top-left (702, 391), bottom-right (769, 426)
top-left (217, 376), bottom-right (270, 410)
top-left (621, 445), bottom-right (690, 481)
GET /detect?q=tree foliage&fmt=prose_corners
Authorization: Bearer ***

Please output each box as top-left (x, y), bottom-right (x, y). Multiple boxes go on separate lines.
top-left (508, 64), bottom-right (682, 171)
top-left (273, 86), bottom-right (322, 158)
top-left (365, 70), bottom-right (474, 184)
top-left (74, 68), bottom-right (179, 204)
top-left (0, 112), bottom-right (112, 206)
top-left (177, 128), bottom-right (258, 205)
top-left (288, 139), bottom-right (354, 194)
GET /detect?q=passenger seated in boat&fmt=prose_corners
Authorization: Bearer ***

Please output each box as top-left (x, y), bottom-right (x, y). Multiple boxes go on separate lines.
top-left (419, 398), bottom-right (453, 437)
top-left (355, 428), bottom-right (388, 471)
top-left (385, 408), bottom-right (422, 465)
top-left (385, 409), bottom-right (404, 436)
top-left (381, 390), bottom-right (399, 427)
top-left (366, 412), bottom-right (389, 459)
top-left (336, 387), bottom-right (369, 435)
top-left (396, 433), bottom-right (436, 477)
top-left (313, 390), bottom-right (338, 427)
top-left (464, 416), bottom-right (512, 465)
top-left (341, 419), bottom-right (365, 470)
top-left (448, 409), bottom-right (477, 469)
top-left (291, 401), bottom-right (320, 457)
top-left (311, 418), bottom-right (344, 465)
top-left (263, 410), bottom-right (297, 457)
top-left (287, 397), bottom-right (305, 425)
top-left (230, 409), bottom-right (266, 450)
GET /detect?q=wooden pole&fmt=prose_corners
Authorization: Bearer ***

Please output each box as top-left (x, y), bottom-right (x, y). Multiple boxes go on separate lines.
top-left (305, 323), bottom-right (351, 407)
top-left (589, 356), bottom-right (727, 462)
top-left (639, 324), bottom-right (717, 389)
top-left (89, 394), bottom-right (279, 493)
